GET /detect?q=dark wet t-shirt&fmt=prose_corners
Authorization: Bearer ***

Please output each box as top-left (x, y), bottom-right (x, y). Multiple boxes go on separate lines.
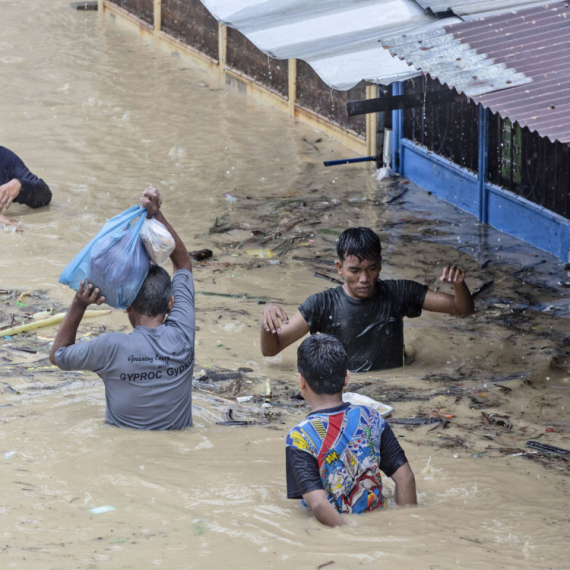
top-left (0, 146), bottom-right (52, 208)
top-left (298, 280), bottom-right (428, 372)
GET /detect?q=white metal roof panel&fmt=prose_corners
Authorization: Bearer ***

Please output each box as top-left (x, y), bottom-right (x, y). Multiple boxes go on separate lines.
top-left (199, 0), bottom-right (456, 90)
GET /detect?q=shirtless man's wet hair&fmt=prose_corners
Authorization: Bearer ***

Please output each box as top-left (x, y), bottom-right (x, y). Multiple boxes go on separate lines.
top-left (336, 227), bottom-right (381, 262)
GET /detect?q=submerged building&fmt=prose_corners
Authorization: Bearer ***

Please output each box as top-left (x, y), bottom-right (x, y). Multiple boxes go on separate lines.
top-left (97, 0), bottom-right (570, 261)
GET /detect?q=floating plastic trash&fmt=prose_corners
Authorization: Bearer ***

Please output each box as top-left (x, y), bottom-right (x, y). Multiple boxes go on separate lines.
top-left (342, 392), bottom-right (393, 418)
top-left (246, 249), bottom-right (273, 258)
top-left (90, 506), bottom-right (116, 514)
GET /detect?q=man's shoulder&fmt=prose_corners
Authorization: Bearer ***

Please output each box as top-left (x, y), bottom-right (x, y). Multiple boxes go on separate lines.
top-left (378, 278), bottom-right (425, 298)
top-left (300, 286), bottom-right (343, 307)
top-left (0, 146), bottom-right (16, 162)
top-left (286, 417), bottom-right (320, 449)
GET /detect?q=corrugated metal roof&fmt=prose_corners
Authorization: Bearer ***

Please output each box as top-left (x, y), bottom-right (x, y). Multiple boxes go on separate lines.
top-left (200, 0), bottom-right (461, 90)
top-left (416, 1), bottom-right (558, 17)
top-left (383, 1), bottom-right (570, 143)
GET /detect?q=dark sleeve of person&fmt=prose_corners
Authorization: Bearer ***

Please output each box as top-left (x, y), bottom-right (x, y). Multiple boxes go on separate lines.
top-left (286, 446), bottom-right (323, 499)
top-left (390, 280), bottom-right (428, 319)
top-left (379, 422), bottom-right (408, 477)
top-left (298, 292), bottom-right (324, 334)
top-left (3, 148), bottom-right (52, 208)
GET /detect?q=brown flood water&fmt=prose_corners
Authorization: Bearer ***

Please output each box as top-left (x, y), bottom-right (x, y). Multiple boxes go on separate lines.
top-left (1, 1), bottom-right (569, 568)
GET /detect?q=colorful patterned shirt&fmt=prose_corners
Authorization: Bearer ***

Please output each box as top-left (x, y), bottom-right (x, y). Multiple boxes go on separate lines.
top-left (286, 402), bottom-right (407, 514)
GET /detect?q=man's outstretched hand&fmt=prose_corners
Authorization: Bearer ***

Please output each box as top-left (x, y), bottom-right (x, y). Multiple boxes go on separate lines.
top-left (141, 186), bottom-right (162, 218)
top-left (439, 265), bottom-right (466, 285)
top-left (263, 304), bottom-right (290, 334)
top-left (0, 179), bottom-right (21, 214)
top-left (76, 281), bottom-right (106, 308)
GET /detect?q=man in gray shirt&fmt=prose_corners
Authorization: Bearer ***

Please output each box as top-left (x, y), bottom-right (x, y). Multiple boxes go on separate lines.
top-left (49, 188), bottom-right (195, 430)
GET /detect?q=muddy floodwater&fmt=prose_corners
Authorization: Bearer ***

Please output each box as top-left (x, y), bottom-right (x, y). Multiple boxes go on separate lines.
top-left (1, 1), bottom-right (570, 568)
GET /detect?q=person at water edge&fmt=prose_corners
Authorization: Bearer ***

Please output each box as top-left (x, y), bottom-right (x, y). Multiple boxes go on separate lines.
top-left (49, 188), bottom-right (195, 430)
top-left (286, 334), bottom-right (416, 527)
top-left (0, 146), bottom-right (52, 228)
top-left (261, 226), bottom-right (474, 371)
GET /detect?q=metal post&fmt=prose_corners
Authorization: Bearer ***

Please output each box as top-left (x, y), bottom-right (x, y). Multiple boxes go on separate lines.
top-left (478, 104), bottom-right (490, 223)
top-left (392, 82), bottom-right (404, 174)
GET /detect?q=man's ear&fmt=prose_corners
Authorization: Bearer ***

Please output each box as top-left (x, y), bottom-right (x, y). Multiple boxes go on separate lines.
top-left (298, 373), bottom-right (307, 391)
top-left (167, 295), bottom-right (175, 313)
top-left (336, 260), bottom-right (343, 277)
top-left (344, 370), bottom-right (350, 388)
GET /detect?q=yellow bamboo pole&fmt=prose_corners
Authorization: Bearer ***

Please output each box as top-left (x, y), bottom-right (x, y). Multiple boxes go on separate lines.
top-left (288, 58), bottom-right (297, 117)
top-left (1, 310), bottom-right (112, 337)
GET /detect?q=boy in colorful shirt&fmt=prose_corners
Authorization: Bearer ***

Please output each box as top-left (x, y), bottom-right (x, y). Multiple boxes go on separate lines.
top-left (286, 334), bottom-right (417, 527)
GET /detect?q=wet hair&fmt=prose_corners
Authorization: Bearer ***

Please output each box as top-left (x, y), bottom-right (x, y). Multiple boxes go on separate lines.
top-left (130, 264), bottom-right (172, 317)
top-left (297, 334), bottom-right (348, 395)
top-left (336, 227), bottom-right (382, 262)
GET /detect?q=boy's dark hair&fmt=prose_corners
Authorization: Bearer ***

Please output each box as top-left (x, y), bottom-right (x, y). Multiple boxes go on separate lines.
top-left (297, 334), bottom-right (348, 395)
top-left (130, 264), bottom-right (172, 317)
top-left (336, 227), bottom-right (382, 262)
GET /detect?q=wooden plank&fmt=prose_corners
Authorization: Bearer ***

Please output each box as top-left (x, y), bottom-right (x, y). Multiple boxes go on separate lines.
top-left (347, 90), bottom-right (466, 116)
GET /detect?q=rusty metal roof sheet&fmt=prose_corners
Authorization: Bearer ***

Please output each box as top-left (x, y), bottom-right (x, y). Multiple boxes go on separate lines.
top-left (383, 1), bottom-right (570, 143)
top-left (416, 0), bottom-right (558, 17)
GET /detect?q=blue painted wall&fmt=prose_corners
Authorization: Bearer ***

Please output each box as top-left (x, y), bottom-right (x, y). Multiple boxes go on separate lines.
top-left (393, 92), bottom-right (570, 262)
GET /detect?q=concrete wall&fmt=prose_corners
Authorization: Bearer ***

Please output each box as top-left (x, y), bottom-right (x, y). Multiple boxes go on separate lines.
top-left (100, 0), bottom-right (375, 154)
top-left (161, 0), bottom-right (218, 61)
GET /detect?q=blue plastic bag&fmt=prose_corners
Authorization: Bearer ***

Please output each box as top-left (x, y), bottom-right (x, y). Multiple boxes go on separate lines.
top-left (60, 205), bottom-right (150, 309)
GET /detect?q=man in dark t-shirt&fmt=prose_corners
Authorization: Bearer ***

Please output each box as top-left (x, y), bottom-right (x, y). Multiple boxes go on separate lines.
top-left (261, 227), bottom-right (474, 372)
top-left (0, 146), bottom-right (52, 229)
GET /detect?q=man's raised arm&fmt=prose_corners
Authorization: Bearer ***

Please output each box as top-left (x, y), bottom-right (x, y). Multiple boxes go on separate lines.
top-left (422, 265), bottom-right (474, 317)
top-left (49, 283), bottom-right (106, 365)
top-left (260, 306), bottom-right (309, 357)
